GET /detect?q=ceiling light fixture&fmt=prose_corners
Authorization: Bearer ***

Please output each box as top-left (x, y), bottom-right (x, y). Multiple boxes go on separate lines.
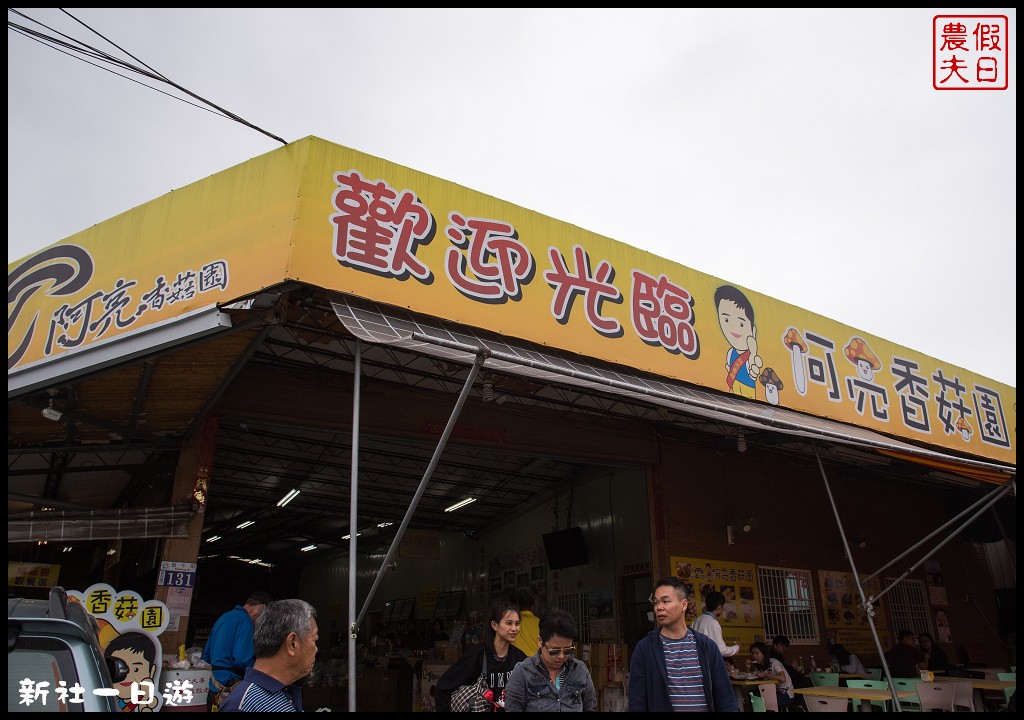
top-left (40, 388), bottom-right (63, 421)
top-left (376, 521), bottom-right (394, 528)
top-left (206, 535), bottom-right (222, 543)
top-left (236, 520), bottom-right (255, 529)
top-left (276, 488), bottom-right (300, 507)
top-left (342, 532), bottom-right (361, 540)
top-left (445, 497), bottom-right (477, 513)
top-left (300, 544), bottom-right (318, 552)
top-left (41, 398), bottom-right (63, 422)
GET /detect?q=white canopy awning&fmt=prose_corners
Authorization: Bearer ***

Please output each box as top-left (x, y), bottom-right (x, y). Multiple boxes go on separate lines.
top-left (333, 294), bottom-right (1014, 483)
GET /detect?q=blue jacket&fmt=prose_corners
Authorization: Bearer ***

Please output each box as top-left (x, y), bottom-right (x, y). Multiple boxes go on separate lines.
top-left (201, 606), bottom-right (256, 692)
top-left (504, 651), bottom-right (597, 712)
top-left (628, 627), bottom-right (739, 712)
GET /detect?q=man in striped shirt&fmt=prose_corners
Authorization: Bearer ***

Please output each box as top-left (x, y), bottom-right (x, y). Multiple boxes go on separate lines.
top-left (628, 577), bottom-right (739, 712)
top-left (219, 599), bottom-right (319, 712)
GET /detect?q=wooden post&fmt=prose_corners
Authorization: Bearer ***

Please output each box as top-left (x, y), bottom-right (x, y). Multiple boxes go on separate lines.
top-left (153, 413), bottom-right (218, 656)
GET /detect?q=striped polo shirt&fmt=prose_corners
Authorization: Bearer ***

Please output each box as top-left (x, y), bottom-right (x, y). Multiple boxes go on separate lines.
top-left (661, 630), bottom-right (708, 712)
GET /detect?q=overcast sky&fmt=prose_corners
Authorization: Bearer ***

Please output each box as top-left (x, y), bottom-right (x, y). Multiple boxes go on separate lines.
top-left (7, 8), bottom-right (1016, 387)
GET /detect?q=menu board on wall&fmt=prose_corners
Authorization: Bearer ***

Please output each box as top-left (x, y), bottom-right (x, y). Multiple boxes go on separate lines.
top-left (817, 570), bottom-right (887, 629)
top-left (672, 555), bottom-right (765, 650)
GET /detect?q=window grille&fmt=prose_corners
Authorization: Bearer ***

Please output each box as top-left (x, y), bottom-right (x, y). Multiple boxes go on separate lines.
top-left (884, 578), bottom-right (933, 637)
top-left (557, 592), bottom-right (591, 644)
top-left (757, 566), bottom-right (820, 644)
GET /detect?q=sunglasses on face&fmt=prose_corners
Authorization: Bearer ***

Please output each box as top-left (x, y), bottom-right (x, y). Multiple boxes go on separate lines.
top-left (543, 644), bottom-right (575, 657)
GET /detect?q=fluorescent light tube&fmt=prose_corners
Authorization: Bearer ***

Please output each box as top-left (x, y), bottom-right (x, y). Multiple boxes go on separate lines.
top-left (276, 489), bottom-right (299, 507)
top-left (444, 497), bottom-right (477, 512)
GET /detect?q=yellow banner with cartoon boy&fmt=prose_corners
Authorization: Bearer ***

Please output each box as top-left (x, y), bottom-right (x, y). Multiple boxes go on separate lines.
top-left (9, 136), bottom-right (1014, 466)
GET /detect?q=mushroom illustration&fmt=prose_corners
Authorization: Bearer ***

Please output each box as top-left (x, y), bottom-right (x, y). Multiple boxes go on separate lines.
top-left (955, 416), bottom-right (973, 441)
top-left (758, 366), bottom-right (784, 406)
top-left (783, 327), bottom-right (808, 394)
top-left (843, 337), bottom-right (881, 382)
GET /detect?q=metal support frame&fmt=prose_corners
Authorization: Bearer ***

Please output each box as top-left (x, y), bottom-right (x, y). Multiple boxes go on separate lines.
top-left (346, 342), bottom-right (487, 711)
top-left (813, 444), bottom-right (1016, 712)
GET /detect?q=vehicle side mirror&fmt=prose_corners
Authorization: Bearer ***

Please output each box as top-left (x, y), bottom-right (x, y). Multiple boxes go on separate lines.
top-left (107, 655), bottom-right (130, 683)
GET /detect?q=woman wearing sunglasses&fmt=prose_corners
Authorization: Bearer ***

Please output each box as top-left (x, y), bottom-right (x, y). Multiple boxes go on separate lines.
top-left (504, 607), bottom-right (597, 712)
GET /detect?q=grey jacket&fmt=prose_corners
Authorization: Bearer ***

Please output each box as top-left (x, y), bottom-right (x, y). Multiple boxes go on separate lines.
top-left (504, 651), bottom-right (598, 712)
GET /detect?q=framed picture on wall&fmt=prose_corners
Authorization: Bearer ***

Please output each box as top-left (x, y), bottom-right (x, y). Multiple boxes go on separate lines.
top-left (435, 591), bottom-right (451, 618)
top-left (517, 573), bottom-right (529, 588)
top-left (390, 599), bottom-right (405, 623)
top-left (490, 577), bottom-right (502, 593)
top-left (446, 590), bottom-right (464, 618)
top-left (382, 600), bottom-right (395, 624)
top-left (398, 597), bottom-right (415, 621)
top-left (531, 565), bottom-right (545, 582)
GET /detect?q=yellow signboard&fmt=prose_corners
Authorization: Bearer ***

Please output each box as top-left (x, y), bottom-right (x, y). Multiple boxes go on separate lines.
top-left (7, 561), bottom-right (60, 589)
top-left (8, 136), bottom-right (1014, 466)
top-left (671, 555), bottom-right (764, 650)
top-left (817, 570), bottom-right (889, 635)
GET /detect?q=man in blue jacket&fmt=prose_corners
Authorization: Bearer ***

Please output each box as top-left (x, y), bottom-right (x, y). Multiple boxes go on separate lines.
top-left (202, 591), bottom-right (272, 710)
top-left (628, 577), bottom-right (739, 712)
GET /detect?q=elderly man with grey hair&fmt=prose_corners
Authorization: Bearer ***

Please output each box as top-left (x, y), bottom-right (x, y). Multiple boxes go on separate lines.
top-left (218, 599), bottom-right (319, 712)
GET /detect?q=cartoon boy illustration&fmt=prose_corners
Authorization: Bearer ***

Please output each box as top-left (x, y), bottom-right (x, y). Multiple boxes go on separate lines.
top-left (714, 285), bottom-right (762, 398)
top-left (104, 631), bottom-right (162, 712)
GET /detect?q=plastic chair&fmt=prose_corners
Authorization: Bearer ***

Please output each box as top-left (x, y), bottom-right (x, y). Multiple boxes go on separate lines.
top-left (750, 691), bottom-right (767, 712)
top-left (810, 672), bottom-right (841, 687)
top-left (996, 672), bottom-right (1016, 710)
top-left (915, 681), bottom-right (955, 712)
top-left (846, 679), bottom-right (892, 712)
top-left (805, 696), bottom-right (850, 712)
top-left (866, 668), bottom-right (883, 681)
top-left (757, 683), bottom-right (780, 712)
top-left (891, 678), bottom-right (921, 712)
top-left (950, 679), bottom-right (974, 712)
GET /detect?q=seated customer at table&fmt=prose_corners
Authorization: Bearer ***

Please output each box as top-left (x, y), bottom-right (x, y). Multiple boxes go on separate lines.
top-left (918, 632), bottom-right (952, 673)
top-left (830, 643), bottom-right (866, 674)
top-left (751, 641), bottom-right (795, 710)
top-left (770, 635), bottom-right (812, 689)
top-left (885, 629), bottom-right (925, 678)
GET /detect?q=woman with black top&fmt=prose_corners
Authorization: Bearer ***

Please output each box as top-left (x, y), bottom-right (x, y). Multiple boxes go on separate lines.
top-left (919, 632), bottom-right (953, 673)
top-left (435, 600), bottom-right (528, 712)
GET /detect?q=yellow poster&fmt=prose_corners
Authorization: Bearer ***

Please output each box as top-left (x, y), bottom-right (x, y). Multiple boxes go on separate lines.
top-left (7, 561), bottom-right (60, 589)
top-left (817, 570), bottom-right (888, 632)
top-left (671, 555), bottom-right (763, 649)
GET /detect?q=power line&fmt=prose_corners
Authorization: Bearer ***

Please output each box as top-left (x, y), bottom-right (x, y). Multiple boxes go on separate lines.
top-left (7, 8), bottom-right (287, 146)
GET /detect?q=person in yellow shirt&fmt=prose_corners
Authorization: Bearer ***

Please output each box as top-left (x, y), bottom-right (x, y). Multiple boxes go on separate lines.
top-left (512, 590), bottom-right (540, 657)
